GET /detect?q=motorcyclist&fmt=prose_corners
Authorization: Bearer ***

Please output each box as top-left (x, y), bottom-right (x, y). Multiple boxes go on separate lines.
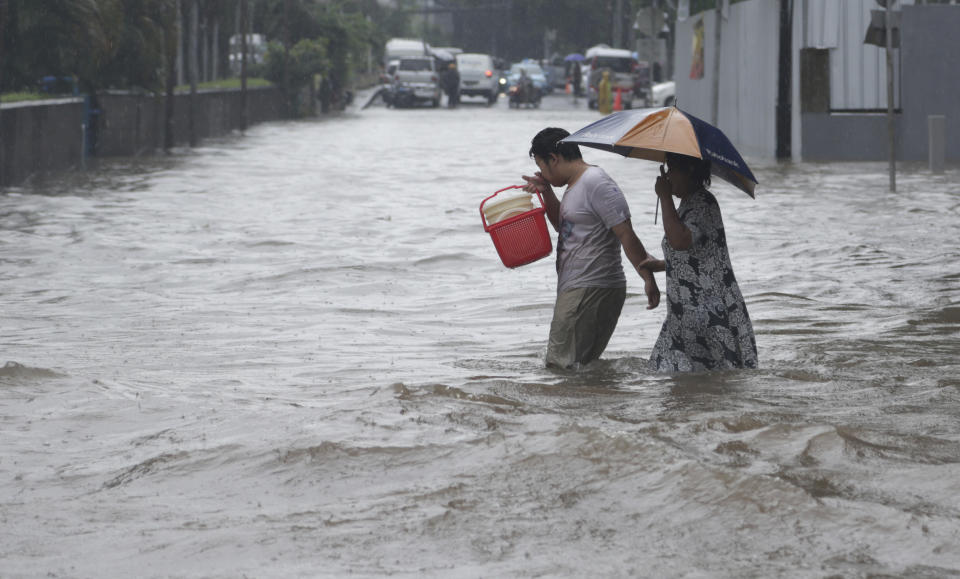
top-left (519, 68), bottom-right (533, 102)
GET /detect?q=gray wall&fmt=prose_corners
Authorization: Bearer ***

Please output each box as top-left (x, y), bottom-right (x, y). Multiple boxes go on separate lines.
top-left (0, 98), bottom-right (85, 187)
top-left (95, 87), bottom-right (283, 157)
top-left (673, 1), bottom-right (958, 163)
top-left (1, 87), bottom-right (283, 187)
top-left (898, 5), bottom-right (960, 163)
top-left (801, 4), bottom-right (960, 162)
top-left (674, 0), bottom-right (781, 160)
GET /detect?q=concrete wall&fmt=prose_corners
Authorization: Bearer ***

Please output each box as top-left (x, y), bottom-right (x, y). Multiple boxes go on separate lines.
top-left (0, 98), bottom-right (85, 187)
top-left (898, 5), bottom-right (960, 163)
top-left (95, 87), bottom-right (283, 157)
top-left (801, 112), bottom-right (892, 161)
top-left (800, 4), bottom-right (960, 162)
top-left (0, 86), bottom-right (283, 187)
top-left (673, 0), bottom-right (780, 160)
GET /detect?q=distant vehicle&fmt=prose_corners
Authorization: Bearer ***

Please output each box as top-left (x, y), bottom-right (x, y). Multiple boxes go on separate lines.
top-left (228, 33), bottom-right (267, 75)
top-left (380, 59), bottom-right (400, 84)
top-left (508, 75), bottom-right (541, 108)
top-left (584, 44), bottom-right (638, 110)
top-left (541, 55), bottom-right (567, 89)
top-left (392, 56), bottom-right (441, 108)
top-left (381, 60), bottom-right (400, 106)
top-left (432, 46), bottom-right (463, 58)
top-left (384, 37), bottom-right (430, 66)
top-left (505, 61), bottom-right (550, 95)
top-left (456, 53), bottom-right (499, 105)
top-left (650, 81), bottom-right (676, 107)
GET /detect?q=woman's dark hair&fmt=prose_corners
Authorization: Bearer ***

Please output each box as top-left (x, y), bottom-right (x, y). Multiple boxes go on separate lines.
top-left (529, 127), bottom-right (582, 162)
top-left (666, 152), bottom-right (711, 188)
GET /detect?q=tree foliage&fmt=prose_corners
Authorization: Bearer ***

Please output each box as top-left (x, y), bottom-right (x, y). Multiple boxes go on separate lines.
top-left (0, 0), bottom-right (709, 96)
top-left (262, 36), bottom-right (328, 88)
top-left (0, 0), bottom-right (386, 95)
top-left (2, 0), bottom-right (114, 91)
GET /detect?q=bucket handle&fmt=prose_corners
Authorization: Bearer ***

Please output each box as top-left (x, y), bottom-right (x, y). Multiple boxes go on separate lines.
top-left (479, 185), bottom-right (545, 230)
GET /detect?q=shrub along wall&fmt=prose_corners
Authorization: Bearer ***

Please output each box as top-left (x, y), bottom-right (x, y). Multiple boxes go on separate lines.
top-left (0, 86), bottom-right (283, 187)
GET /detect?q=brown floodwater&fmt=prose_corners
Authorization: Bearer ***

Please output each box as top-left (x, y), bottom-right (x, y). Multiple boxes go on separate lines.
top-left (2, 91), bottom-right (958, 577)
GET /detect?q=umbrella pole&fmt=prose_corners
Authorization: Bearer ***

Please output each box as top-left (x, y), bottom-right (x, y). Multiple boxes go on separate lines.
top-left (654, 197), bottom-right (660, 224)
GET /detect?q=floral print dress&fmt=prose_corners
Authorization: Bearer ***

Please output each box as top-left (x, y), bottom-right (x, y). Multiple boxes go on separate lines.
top-left (648, 189), bottom-right (758, 372)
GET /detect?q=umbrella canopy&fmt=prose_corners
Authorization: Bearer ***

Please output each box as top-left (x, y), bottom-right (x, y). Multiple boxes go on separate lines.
top-left (561, 107), bottom-right (758, 197)
top-left (430, 48), bottom-right (455, 62)
top-left (564, 53), bottom-right (585, 62)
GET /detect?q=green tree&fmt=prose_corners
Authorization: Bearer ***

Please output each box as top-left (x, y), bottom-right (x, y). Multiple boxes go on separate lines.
top-left (262, 36), bottom-right (328, 116)
top-left (1, 0), bottom-right (114, 92)
top-left (99, 0), bottom-right (174, 91)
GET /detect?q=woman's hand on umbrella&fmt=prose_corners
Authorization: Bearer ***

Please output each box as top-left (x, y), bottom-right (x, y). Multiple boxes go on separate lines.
top-left (655, 164), bottom-right (672, 198)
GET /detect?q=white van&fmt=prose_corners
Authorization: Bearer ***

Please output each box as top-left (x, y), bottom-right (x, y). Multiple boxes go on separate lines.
top-left (584, 44), bottom-right (638, 110)
top-left (384, 38), bottom-right (430, 66)
top-left (456, 53), bottom-right (498, 105)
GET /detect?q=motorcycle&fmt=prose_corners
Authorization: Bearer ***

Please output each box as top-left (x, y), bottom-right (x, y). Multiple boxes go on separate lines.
top-left (508, 77), bottom-right (541, 109)
top-left (389, 82), bottom-right (415, 109)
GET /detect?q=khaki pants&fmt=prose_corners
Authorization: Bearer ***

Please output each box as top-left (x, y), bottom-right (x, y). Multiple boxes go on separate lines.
top-left (546, 286), bottom-right (626, 369)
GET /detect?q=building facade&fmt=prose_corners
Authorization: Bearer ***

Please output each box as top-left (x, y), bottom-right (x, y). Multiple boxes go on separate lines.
top-left (673, 0), bottom-right (959, 163)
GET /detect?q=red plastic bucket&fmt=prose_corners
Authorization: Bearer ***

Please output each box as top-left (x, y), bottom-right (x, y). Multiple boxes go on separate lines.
top-left (480, 185), bottom-right (553, 268)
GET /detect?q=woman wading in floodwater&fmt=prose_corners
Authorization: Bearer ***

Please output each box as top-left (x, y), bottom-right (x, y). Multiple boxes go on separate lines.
top-left (646, 153), bottom-right (758, 372)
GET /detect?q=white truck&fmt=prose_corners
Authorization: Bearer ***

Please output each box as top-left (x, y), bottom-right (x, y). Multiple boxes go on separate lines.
top-left (384, 38), bottom-right (431, 66)
top-left (584, 44), bottom-right (638, 110)
top-left (383, 38), bottom-right (441, 108)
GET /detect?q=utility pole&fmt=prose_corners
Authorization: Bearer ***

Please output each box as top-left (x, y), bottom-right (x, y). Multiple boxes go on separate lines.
top-left (188, 0), bottom-right (199, 148)
top-left (776, 0), bottom-right (792, 159)
top-left (239, 0), bottom-right (248, 133)
top-left (613, 0), bottom-right (623, 48)
top-left (282, 0), bottom-right (291, 118)
top-left (711, 0), bottom-right (723, 125)
top-left (885, 0), bottom-right (896, 192)
top-left (164, 0), bottom-right (179, 151)
top-left (0, 0), bottom-right (6, 185)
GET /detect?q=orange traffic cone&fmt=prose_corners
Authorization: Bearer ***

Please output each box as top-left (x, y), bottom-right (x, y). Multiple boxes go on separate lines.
top-left (613, 88), bottom-right (623, 111)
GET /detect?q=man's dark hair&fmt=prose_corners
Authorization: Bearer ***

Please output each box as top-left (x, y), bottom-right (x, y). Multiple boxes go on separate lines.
top-left (529, 127), bottom-right (582, 162)
top-left (666, 152), bottom-right (712, 188)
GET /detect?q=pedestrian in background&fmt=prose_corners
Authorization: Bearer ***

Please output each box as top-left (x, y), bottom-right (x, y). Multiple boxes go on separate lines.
top-left (521, 127), bottom-right (661, 369)
top-left (441, 62), bottom-right (460, 108)
top-left (597, 70), bottom-right (612, 115)
top-left (572, 61), bottom-right (583, 101)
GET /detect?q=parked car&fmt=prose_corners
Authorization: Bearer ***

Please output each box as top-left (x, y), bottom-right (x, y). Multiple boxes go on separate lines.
top-left (541, 55), bottom-right (567, 90)
top-left (392, 56), bottom-right (441, 108)
top-left (505, 61), bottom-right (550, 95)
top-left (456, 52), bottom-right (499, 105)
top-left (650, 81), bottom-right (676, 107)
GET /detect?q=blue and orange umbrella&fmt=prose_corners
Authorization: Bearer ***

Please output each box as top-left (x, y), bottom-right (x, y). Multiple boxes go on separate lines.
top-left (561, 106), bottom-right (758, 197)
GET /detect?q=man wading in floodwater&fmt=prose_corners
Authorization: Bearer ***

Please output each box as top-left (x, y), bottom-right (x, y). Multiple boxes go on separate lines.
top-left (522, 127), bottom-right (661, 369)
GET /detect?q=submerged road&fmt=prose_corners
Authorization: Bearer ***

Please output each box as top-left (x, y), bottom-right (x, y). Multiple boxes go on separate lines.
top-left (2, 90), bottom-right (959, 577)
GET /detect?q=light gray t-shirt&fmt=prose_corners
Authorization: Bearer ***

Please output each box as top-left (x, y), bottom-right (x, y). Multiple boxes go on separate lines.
top-left (556, 166), bottom-right (630, 293)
